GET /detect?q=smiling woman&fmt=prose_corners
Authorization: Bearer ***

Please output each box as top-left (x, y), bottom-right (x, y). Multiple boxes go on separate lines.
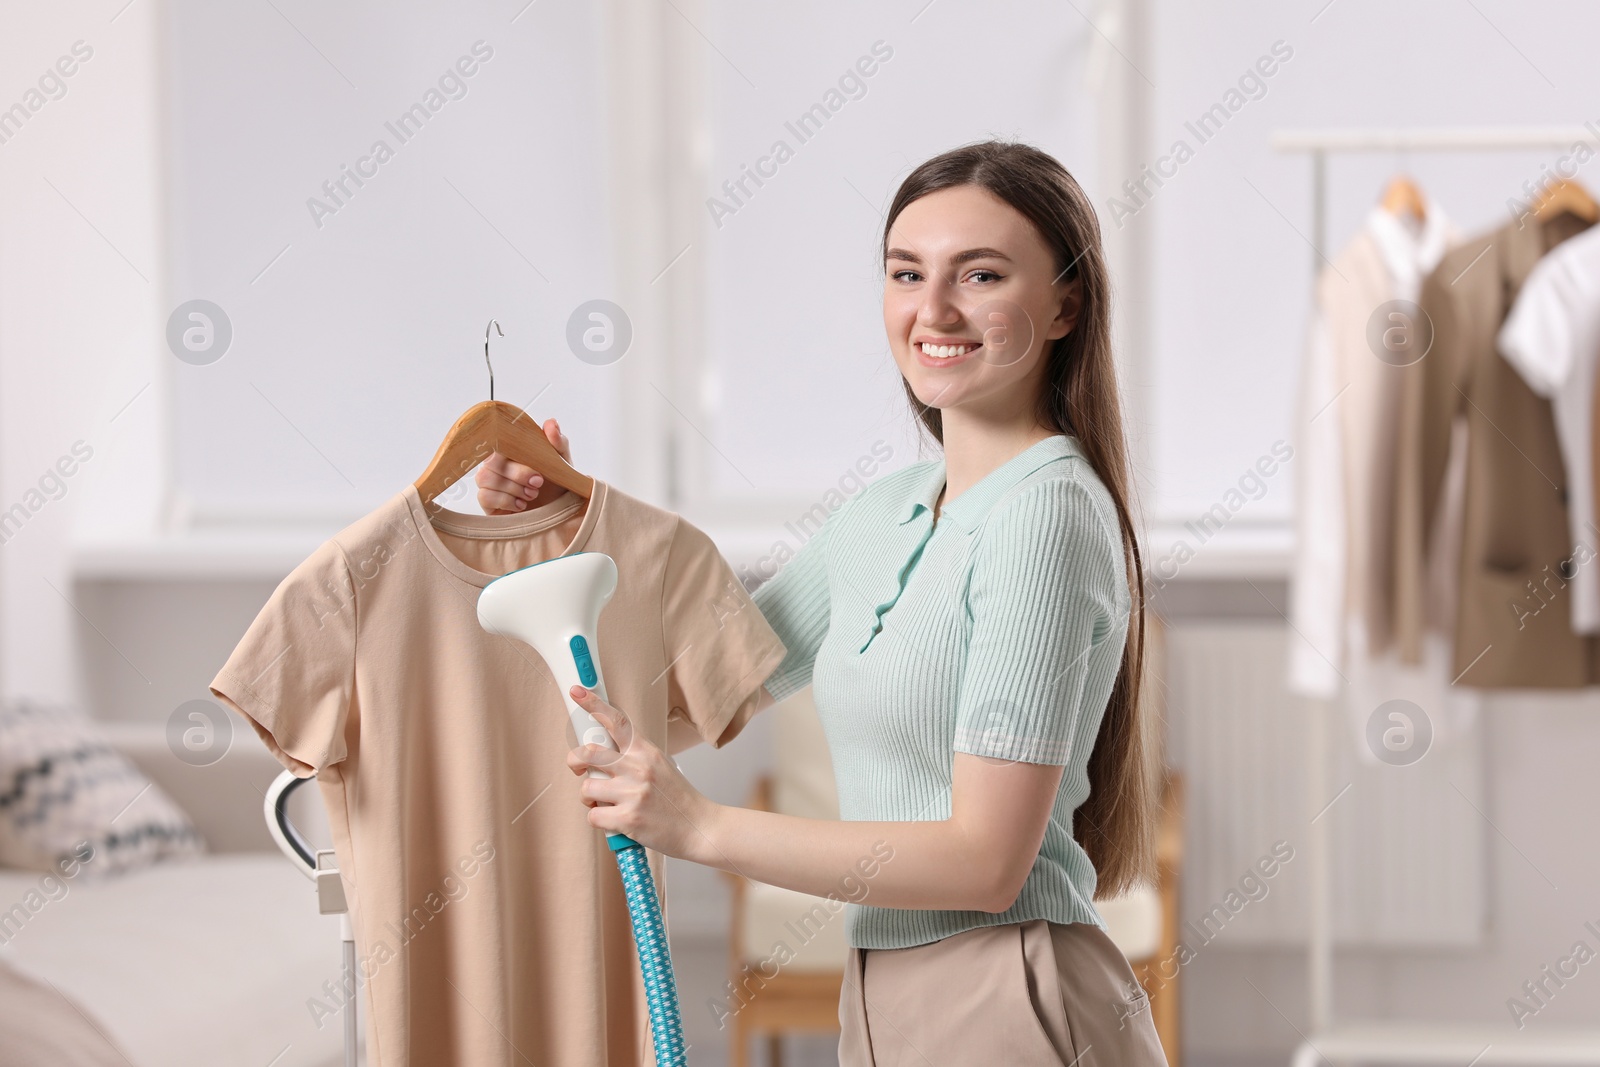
top-left (477, 139), bottom-right (1164, 1066)
top-left (523, 140), bottom-right (1166, 1066)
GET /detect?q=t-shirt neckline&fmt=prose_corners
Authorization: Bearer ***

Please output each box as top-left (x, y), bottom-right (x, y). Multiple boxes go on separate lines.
top-left (402, 480), bottom-right (607, 588)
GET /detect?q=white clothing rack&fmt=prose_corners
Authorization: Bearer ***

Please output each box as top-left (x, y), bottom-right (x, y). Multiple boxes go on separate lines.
top-left (1273, 127), bottom-right (1600, 1066)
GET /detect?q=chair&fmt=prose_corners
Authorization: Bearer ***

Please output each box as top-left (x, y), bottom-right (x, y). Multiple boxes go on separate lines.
top-left (721, 689), bottom-right (849, 1067)
top-left (1103, 769), bottom-right (1185, 1067)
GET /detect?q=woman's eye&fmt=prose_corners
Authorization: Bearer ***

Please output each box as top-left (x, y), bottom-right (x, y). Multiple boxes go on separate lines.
top-left (888, 267), bottom-right (1000, 283)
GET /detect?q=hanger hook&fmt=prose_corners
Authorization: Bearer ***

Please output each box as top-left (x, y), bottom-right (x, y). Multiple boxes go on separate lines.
top-left (484, 319), bottom-right (503, 401)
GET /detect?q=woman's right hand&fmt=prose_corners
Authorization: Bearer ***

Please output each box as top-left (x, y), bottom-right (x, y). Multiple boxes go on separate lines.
top-left (475, 418), bottom-right (571, 515)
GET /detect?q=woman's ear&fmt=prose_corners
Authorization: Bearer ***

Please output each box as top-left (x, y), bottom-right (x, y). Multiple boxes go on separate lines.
top-left (1049, 276), bottom-right (1084, 340)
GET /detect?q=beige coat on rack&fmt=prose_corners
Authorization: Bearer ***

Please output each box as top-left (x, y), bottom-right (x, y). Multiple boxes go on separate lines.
top-left (1392, 212), bottom-right (1600, 687)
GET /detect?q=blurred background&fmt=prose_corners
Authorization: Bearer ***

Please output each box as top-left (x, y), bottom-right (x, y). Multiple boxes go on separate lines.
top-left (3, 1), bottom-right (1600, 1065)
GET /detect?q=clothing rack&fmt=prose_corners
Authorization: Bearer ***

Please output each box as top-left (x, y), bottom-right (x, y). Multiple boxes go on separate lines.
top-left (1272, 127), bottom-right (1600, 1066)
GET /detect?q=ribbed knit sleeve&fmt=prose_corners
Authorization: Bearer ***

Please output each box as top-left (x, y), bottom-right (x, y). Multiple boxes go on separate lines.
top-left (751, 510), bottom-right (836, 701)
top-left (952, 476), bottom-right (1129, 766)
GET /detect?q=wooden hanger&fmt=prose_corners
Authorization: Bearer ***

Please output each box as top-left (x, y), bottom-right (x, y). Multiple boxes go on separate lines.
top-left (413, 320), bottom-right (594, 509)
top-left (1379, 174), bottom-right (1427, 222)
top-left (1532, 177), bottom-right (1600, 224)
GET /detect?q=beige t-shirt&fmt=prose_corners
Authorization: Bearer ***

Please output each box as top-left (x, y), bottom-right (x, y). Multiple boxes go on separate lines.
top-left (210, 480), bottom-right (786, 1067)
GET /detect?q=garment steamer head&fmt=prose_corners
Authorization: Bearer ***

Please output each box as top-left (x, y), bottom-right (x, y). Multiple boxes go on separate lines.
top-left (476, 549), bottom-right (689, 1064)
top-left (477, 551), bottom-right (619, 755)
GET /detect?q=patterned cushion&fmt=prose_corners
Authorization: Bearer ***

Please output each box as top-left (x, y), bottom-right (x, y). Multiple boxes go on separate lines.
top-left (0, 700), bottom-right (205, 879)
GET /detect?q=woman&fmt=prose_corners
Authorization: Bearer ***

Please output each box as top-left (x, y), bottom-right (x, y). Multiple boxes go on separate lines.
top-left (477, 140), bottom-right (1165, 1065)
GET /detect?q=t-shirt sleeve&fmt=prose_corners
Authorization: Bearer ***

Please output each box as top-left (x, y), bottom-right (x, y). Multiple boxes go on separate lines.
top-left (749, 506), bottom-right (836, 703)
top-left (1498, 259), bottom-right (1575, 397)
top-left (208, 538), bottom-right (358, 778)
top-left (952, 477), bottom-right (1131, 766)
top-left (661, 517), bottom-right (788, 750)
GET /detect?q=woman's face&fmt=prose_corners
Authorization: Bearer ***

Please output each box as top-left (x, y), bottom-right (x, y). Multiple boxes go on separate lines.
top-left (883, 184), bottom-right (1079, 422)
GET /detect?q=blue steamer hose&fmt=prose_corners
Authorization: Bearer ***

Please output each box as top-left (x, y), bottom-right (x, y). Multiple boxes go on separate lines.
top-left (475, 554), bottom-right (690, 1065)
top-left (608, 833), bottom-right (687, 1066)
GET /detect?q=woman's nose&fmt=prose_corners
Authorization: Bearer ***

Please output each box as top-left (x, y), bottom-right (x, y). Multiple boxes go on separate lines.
top-left (917, 273), bottom-right (963, 327)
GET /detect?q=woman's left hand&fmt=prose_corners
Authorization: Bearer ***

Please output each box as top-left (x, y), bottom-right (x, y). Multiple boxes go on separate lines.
top-left (567, 685), bottom-right (717, 860)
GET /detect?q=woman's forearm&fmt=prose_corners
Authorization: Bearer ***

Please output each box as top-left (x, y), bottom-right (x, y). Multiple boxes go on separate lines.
top-left (688, 803), bottom-right (1009, 913)
top-left (568, 687), bottom-right (1060, 913)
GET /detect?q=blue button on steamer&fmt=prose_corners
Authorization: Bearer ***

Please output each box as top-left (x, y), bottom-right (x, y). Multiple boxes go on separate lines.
top-left (569, 635), bottom-right (598, 686)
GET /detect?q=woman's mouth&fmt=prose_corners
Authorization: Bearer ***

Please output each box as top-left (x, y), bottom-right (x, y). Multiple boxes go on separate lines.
top-left (915, 340), bottom-right (982, 367)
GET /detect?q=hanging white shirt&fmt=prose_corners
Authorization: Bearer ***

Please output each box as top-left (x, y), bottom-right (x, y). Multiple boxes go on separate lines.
top-left (1290, 199), bottom-right (1478, 763)
top-left (1497, 222), bottom-right (1600, 633)
top-left (1290, 203), bottom-right (1455, 697)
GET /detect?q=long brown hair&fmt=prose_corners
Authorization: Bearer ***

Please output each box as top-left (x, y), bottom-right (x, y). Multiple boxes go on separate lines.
top-left (882, 140), bottom-right (1156, 897)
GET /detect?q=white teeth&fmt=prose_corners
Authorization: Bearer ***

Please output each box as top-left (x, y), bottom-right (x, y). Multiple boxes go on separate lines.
top-left (920, 342), bottom-right (973, 359)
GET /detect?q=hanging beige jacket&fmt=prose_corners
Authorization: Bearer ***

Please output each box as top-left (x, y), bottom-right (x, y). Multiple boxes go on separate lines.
top-left (1393, 212), bottom-right (1599, 688)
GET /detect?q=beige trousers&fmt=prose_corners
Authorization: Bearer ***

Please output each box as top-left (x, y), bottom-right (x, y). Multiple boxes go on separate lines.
top-left (838, 919), bottom-right (1167, 1066)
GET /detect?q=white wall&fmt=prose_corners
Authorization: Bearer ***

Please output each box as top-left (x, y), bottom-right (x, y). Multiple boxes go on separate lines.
top-left (0, 1), bottom-right (168, 706)
top-left (1143, 0), bottom-right (1600, 526)
top-left (160, 0), bottom-right (1108, 520)
top-left (163, 0), bottom-right (618, 520)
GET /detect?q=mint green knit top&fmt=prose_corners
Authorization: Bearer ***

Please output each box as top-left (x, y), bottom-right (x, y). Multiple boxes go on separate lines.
top-left (751, 434), bottom-right (1132, 950)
